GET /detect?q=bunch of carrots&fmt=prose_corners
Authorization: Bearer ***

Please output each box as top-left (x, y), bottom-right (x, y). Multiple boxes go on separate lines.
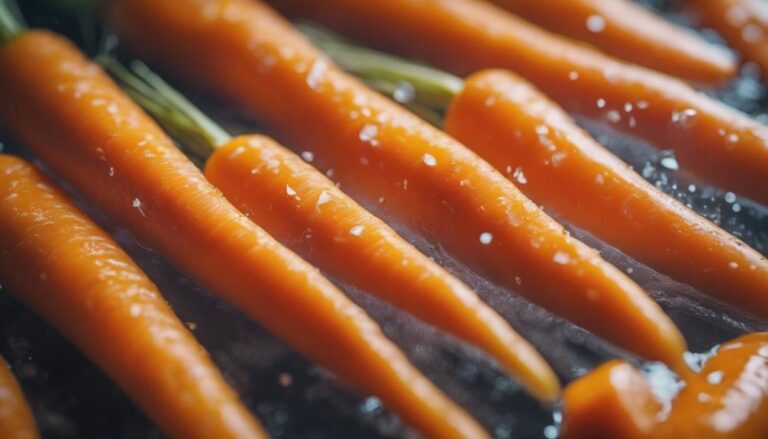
top-left (0, 0), bottom-right (766, 437)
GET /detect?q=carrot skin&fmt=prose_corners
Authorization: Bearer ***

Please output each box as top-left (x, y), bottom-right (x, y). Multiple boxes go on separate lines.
top-left (0, 31), bottom-right (488, 439)
top-left (111, 0), bottom-right (686, 368)
top-left (0, 154), bottom-right (266, 439)
top-left (561, 360), bottom-right (662, 439)
top-left (489, 0), bottom-right (735, 84)
top-left (204, 134), bottom-right (560, 402)
top-left (660, 333), bottom-right (768, 438)
top-left (685, 0), bottom-right (768, 82)
top-left (446, 70), bottom-right (768, 317)
top-left (0, 355), bottom-right (39, 439)
top-left (269, 0), bottom-right (768, 205)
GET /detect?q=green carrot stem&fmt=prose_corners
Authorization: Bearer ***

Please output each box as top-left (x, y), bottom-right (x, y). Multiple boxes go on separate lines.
top-left (0, 0), bottom-right (25, 45)
top-left (297, 23), bottom-right (464, 113)
top-left (99, 56), bottom-right (231, 159)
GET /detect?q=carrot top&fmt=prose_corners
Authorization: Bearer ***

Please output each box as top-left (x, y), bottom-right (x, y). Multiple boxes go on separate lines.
top-left (0, 0), bottom-right (24, 44)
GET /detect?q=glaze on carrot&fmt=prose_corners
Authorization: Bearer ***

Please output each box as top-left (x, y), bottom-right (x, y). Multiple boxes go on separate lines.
top-left (0, 154), bottom-right (266, 439)
top-left (446, 70), bottom-right (768, 318)
top-left (111, 0), bottom-right (686, 369)
top-left (489, 0), bottom-right (735, 84)
top-left (0, 355), bottom-right (38, 439)
top-left (270, 0), bottom-right (768, 205)
top-left (0, 31), bottom-right (487, 438)
top-left (685, 0), bottom-right (768, 82)
top-left (561, 360), bottom-right (661, 439)
top-left (104, 59), bottom-right (559, 402)
top-left (661, 333), bottom-right (768, 438)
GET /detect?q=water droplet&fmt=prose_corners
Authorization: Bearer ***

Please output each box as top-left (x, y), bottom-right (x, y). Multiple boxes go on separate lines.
top-left (316, 191), bottom-right (331, 207)
top-left (596, 98), bottom-right (606, 108)
top-left (286, 185), bottom-right (299, 199)
top-left (568, 71), bottom-right (579, 80)
top-left (707, 370), bottom-right (724, 385)
top-left (659, 153), bottom-right (679, 170)
top-left (724, 192), bottom-right (737, 203)
top-left (393, 81), bottom-right (415, 103)
top-left (513, 167), bottom-right (527, 184)
top-left (423, 153), bottom-right (437, 167)
top-left (553, 251), bottom-right (571, 265)
top-left (729, 261), bottom-right (739, 269)
top-left (688, 184), bottom-right (697, 193)
top-left (132, 198), bottom-right (141, 208)
top-left (606, 110), bottom-right (621, 123)
top-left (350, 225), bottom-right (365, 236)
top-left (586, 14), bottom-right (606, 33)
top-left (306, 58), bottom-right (328, 90)
top-left (359, 123), bottom-right (379, 146)
top-left (479, 232), bottom-right (494, 245)
top-left (732, 203), bottom-right (742, 213)
top-left (301, 151), bottom-right (314, 162)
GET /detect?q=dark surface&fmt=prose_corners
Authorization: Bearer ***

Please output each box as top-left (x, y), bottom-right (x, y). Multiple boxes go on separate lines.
top-left (1, 1), bottom-right (767, 438)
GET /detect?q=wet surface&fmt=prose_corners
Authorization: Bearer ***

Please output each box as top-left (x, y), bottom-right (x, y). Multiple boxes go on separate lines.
top-left (1, 1), bottom-right (768, 438)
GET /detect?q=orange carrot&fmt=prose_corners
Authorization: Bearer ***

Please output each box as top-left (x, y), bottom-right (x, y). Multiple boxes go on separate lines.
top-left (445, 70), bottom-right (768, 317)
top-left (111, 0), bottom-right (686, 369)
top-left (661, 333), bottom-right (768, 438)
top-left (270, 0), bottom-right (768, 205)
top-left (0, 354), bottom-right (38, 439)
top-left (0, 154), bottom-right (266, 439)
top-left (561, 360), bottom-right (661, 439)
top-left (684, 0), bottom-right (768, 82)
top-left (102, 58), bottom-right (559, 401)
top-left (0, 30), bottom-right (487, 438)
top-left (488, 0), bottom-right (736, 84)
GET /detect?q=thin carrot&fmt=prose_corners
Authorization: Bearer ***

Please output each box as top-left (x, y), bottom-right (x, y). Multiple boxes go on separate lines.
top-left (110, 0), bottom-right (686, 369)
top-left (684, 0), bottom-right (768, 82)
top-left (0, 354), bottom-right (38, 439)
top-left (270, 0), bottom-right (768, 205)
top-left (560, 360), bottom-right (661, 439)
top-left (0, 26), bottom-right (487, 439)
top-left (660, 332), bottom-right (768, 438)
top-left (0, 154), bottom-right (266, 439)
top-left (487, 0), bottom-right (736, 84)
top-left (104, 59), bottom-right (560, 402)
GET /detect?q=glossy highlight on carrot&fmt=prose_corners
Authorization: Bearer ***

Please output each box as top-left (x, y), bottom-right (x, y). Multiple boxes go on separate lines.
top-left (0, 31), bottom-right (487, 439)
top-left (111, 0), bottom-right (686, 368)
top-left (685, 0), bottom-right (768, 82)
top-left (270, 0), bottom-right (768, 205)
top-left (0, 154), bottom-right (267, 439)
top-left (446, 70), bottom-right (768, 318)
top-left (104, 58), bottom-right (560, 402)
top-left (0, 354), bottom-right (38, 439)
top-left (489, 0), bottom-right (735, 84)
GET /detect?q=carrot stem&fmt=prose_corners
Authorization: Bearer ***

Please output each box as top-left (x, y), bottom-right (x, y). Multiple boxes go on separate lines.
top-left (0, 0), bottom-right (24, 44)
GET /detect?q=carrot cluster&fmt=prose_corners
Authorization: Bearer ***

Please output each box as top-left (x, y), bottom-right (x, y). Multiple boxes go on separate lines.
top-left (0, 0), bottom-right (766, 438)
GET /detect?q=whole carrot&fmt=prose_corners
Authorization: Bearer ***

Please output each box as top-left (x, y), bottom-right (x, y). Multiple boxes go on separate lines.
top-left (684, 0), bottom-right (768, 82)
top-left (488, 0), bottom-right (735, 84)
top-left (0, 355), bottom-right (38, 439)
top-left (270, 0), bottom-right (768, 205)
top-left (111, 0), bottom-right (686, 369)
top-left (0, 154), bottom-right (266, 439)
top-left (0, 24), bottom-right (487, 439)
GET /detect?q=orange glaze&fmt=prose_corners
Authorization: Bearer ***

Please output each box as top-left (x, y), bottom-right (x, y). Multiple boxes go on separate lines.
top-left (685, 0), bottom-right (768, 82)
top-left (445, 69), bottom-right (768, 318)
top-left (0, 354), bottom-right (39, 439)
top-left (270, 0), bottom-right (768, 205)
top-left (0, 31), bottom-right (487, 439)
top-left (204, 134), bottom-right (559, 401)
top-left (561, 360), bottom-right (662, 439)
top-left (489, 0), bottom-right (735, 84)
top-left (0, 154), bottom-right (266, 439)
top-left (111, 0), bottom-right (686, 368)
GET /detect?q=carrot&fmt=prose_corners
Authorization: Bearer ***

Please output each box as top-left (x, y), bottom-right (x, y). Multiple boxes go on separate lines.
top-left (0, 28), bottom-right (488, 439)
top-left (110, 0), bottom-right (686, 369)
top-left (0, 354), bottom-right (38, 439)
top-left (560, 360), bottom-right (661, 439)
top-left (0, 154), bottom-right (266, 439)
top-left (660, 332), bottom-right (768, 438)
top-left (269, 0), bottom-right (768, 205)
top-left (684, 0), bottom-right (768, 82)
top-left (103, 59), bottom-right (560, 402)
top-left (487, 0), bottom-right (736, 84)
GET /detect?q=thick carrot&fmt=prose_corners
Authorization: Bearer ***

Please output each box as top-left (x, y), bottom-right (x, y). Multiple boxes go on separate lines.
top-left (560, 360), bottom-right (661, 439)
top-left (0, 31), bottom-right (487, 438)
top-left (0, 355), bottom-right (38, 439)
top-left (104, 59), bottom-right (560, 401)
top-left (488, 0), bottom-right (735, 84)
top-left (270, 0), bottom-right (768, 205)
top-left (660, 332), bottom-right (768, 438)
top-left (446, 70), bottom-right (768, 318)
top-left (684, 0), bottom-right (768, 82)
top-left (111, 0), bottom-right (686, 369)
top-left (0, 154), bottom-right (266, 439)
